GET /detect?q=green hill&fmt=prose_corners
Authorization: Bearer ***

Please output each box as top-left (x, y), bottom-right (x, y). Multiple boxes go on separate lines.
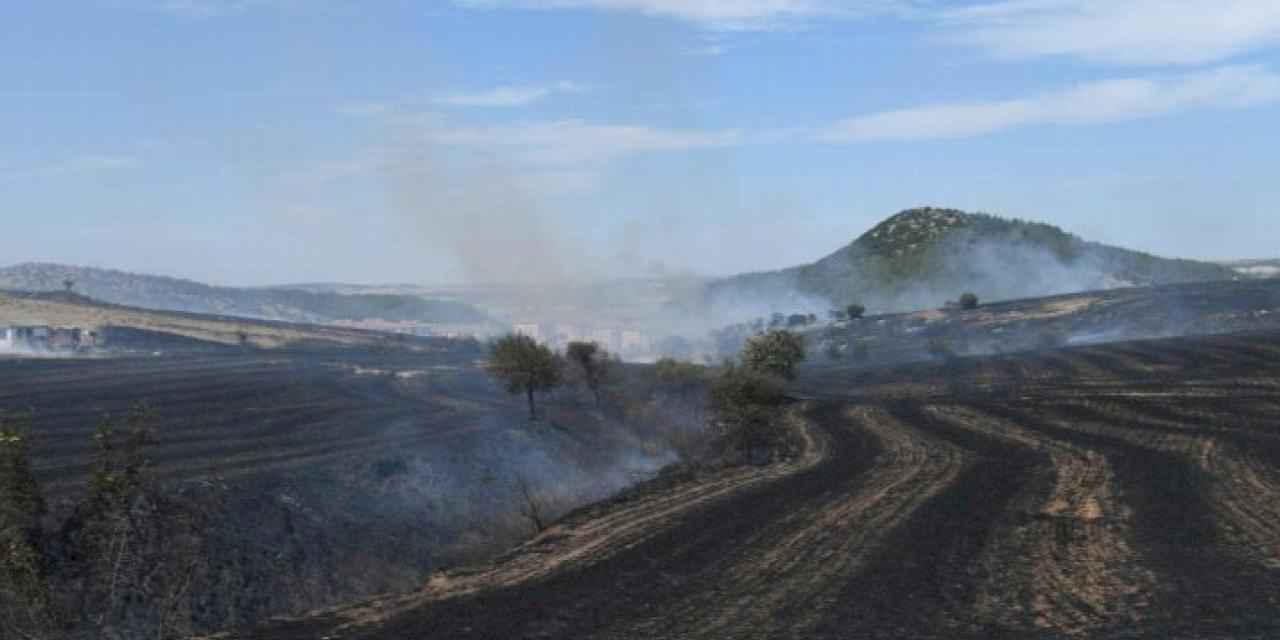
top-left (708, 207), bottom-right (1238, 313)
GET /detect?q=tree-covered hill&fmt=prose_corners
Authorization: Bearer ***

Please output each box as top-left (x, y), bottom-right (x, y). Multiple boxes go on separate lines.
top-left (708, 207), bottom-right (1238, 314)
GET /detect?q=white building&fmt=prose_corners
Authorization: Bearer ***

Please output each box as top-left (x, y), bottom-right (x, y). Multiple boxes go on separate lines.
top-left (513, 323), bottom-right (543, 342)
top-left (621, 330), bottom-right (651, 355)
top-left (0, 328), bottom-right (14, 350)
top-left (591, 328), bottom-right (620, 353)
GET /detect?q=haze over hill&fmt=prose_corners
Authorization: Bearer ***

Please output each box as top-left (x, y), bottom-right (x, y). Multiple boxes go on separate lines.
top-left (705, 208), bottom-right (1241, 317)
top-left (0, 263), bottom-right (489, 326)
top-left (1222, 258), bottom-right (1280, 279)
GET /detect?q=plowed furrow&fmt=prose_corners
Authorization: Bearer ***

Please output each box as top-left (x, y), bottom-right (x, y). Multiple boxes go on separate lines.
top-left (929, 405), bottom-right (1152, 635)
top-left (805, 401), bottom-right (1047, 639)
top-left (983, 403), bottom-right (1280, 635)
top-left (619, 406), bottom-right (966, 640)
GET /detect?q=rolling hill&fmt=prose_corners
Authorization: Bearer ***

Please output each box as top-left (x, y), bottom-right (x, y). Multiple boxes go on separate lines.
top-left (0, 262), bottom-right (488, 325)
top-left (707, 208), bottom-right (1239, 314)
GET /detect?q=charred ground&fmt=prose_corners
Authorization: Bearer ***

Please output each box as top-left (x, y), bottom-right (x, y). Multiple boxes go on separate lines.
top-left (229, 329), bottom-right (1280, 638)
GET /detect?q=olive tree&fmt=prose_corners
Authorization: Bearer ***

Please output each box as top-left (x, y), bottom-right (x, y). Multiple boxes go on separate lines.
top-left (845, 303), bottom-right (866, 320)
top-left (487, 334), bottom-right (564, 420)
top-left (741, 329), bottom-right (806, 381)
top-left (959, 293), bottom-right (980, 310)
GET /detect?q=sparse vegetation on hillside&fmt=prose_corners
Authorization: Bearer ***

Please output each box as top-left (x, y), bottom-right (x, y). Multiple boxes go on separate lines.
top-left (0, 411), bottom-right (52, 640)
top-left (741, 329), bottom-right (806, 381)
top-left (0, 406), bottom-right (207, 640)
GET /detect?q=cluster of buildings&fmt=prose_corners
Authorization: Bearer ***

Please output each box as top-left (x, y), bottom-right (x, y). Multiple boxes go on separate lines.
top-left (329, 318), bottom-right (657, 358)
top-left (512, 322), bottom-right (652, 357)
top-left (0, 325), bottom-right (97, 353)
top-left (329, 319), bottom-right (493, 340)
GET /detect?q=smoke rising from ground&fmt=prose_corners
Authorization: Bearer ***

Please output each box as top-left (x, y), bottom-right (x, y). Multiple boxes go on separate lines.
top-left (383, 137), bottom-right (579, 286)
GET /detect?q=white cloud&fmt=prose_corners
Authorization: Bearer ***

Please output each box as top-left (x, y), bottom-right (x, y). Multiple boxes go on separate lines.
top-left (941, 0), bottom-right (1280, 65)
top-left (821, 64), bottom-right (1280, 141)
top-left (424, 119), bottom-right (743, 165)
top-left (436, 81), bottom-right (586, 108)
top-left (274, 117), bottom-right (740, 198)
top-left (454, 0), bottom-right (906, 30)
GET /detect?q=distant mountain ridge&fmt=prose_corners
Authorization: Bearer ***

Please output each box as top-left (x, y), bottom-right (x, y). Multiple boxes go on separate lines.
top-left (0, 263), bottom-right (488, 325)
top-left (709, 207), bottom-right (1239, 313)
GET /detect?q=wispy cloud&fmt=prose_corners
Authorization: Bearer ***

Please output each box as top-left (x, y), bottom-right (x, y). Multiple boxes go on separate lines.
top-left (146, 0), bottom-right (254, 17)
top-left (118, 0), bottom-right (319, 18)
top-left (280, 116), bottom-right (741, 197)
top-left (435, 81), bottom-right (586, 108)
top-left (423, 118), bottom-right (743, 165)
top-left (0, 154), bottom-right (142, 182)
top-left (457, 1), bottom-right (1280, 64)
top-left (453, 0), bottom-right (909, 31)
top-left (821, 65), bottom-right (1280, 141)
top-left (940, 0), bottom-right (1280, 66)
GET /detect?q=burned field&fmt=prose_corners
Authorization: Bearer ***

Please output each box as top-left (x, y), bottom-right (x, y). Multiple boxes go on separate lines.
top-left (236, 329), bottom-right (1280, 640)
top-left (0, 348), bottom-right (489, 496)
top-left (811, 278), bottom-right (1280, 366)
top-left (0, 346), bottom-right (673, 635)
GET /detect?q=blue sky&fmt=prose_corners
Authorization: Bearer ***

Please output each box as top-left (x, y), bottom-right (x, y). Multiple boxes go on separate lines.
top-left (3, 1), bottom-right (1278, 285)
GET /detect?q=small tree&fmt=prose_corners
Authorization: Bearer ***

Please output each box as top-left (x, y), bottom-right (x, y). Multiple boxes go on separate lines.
top-left (846, 303), bottom-right (866, 320)
top-left (709, 363), bottom-right (788, 464)
top-left (62, 278), bottom-right (75, 293)
top-left (741, 329), bottom-right (806, 381)
top-left (959, 293), bottom-right (980, 310)
top-left (565, 341), bottom-right (610, 406)
top-left (487, 334), bottom-right (564, 420)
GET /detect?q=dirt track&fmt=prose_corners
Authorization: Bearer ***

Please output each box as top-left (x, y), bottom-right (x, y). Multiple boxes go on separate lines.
top-left (228, 331), bottom-right (1280, 639)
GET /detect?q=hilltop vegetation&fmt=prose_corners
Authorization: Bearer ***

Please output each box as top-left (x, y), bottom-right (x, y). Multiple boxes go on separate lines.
top-left (0, 263), bottom-right (487, 325)
top-left (709, 208), bottom-right (1238, 314)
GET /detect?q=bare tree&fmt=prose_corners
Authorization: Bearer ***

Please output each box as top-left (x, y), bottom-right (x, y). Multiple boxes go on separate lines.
top-left (513, 474), bottom-right (546, 535)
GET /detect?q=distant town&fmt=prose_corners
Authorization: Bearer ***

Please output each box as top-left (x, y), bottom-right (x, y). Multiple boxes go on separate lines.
top-left (331, 318), bottom-right (657, 359)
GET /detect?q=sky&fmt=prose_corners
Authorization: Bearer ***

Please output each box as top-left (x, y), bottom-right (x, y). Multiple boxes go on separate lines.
top-left (2, 0), bottom-right (1278, 286)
